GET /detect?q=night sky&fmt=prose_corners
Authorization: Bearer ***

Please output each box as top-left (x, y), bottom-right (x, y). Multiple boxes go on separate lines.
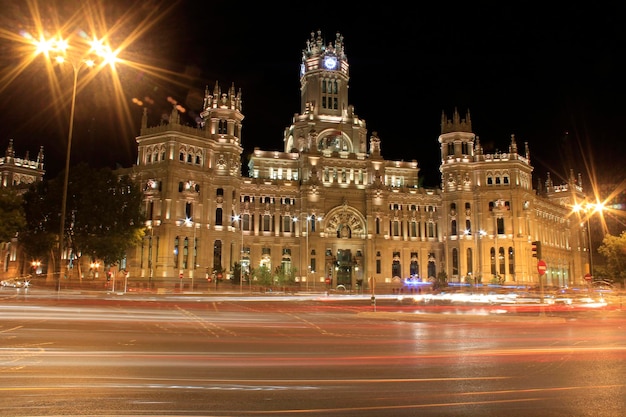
top-left (1, 1), bottom-right (625, 188)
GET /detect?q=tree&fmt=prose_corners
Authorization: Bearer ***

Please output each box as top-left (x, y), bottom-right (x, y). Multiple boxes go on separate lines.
top-left (433, 271), bottom-right (448, 291)
top-left (0, 188), bottom-right (26, 242)
top-left (68, 164), bottom-right (145, 266)
top-left (232, 262), bottom-right (242, 284)
top-left (273, 265), bottom-right (297, 290)
top-left (253, 265), bottom-right (273, 289)
top-left (20, 181), bottom-right (60, 272)
top-left (597, 231), bottom-right (626, 287)
top-left (20, 164), bottom-right (145, 272)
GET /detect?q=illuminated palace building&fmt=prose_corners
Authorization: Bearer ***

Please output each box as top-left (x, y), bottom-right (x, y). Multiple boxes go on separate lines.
top-left (2, 31), bottom-right (596, 290)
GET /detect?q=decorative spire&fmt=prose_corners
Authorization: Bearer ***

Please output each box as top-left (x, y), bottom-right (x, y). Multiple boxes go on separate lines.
top-left (169, 105), bottom-right (180, 125)
top-left (370, 131), bottom-right (381, 157)
top-left (524, 142), bottom-right (530, 160)
top-left (37, 146), bottom-right (44, 168)
top-left (545, 172), bottom-right (553, 189)
top-left (302, 30), bottom-right (347, 63)
top-left (578, 173), bottom-right (583, 189)
top-left (5, 138), bottom-right (14, 159)
top-left (474, 135), bottom-right (483, 156)
top-left (441, 108), bottom-right (472, 133)
top-left (509, 134), bottom-right (517, 154)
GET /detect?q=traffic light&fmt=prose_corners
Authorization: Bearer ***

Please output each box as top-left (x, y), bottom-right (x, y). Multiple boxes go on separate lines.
top-left (531, 241), bottom-right (542, 259)
top-left (106, 271), bottom-right (112, 281)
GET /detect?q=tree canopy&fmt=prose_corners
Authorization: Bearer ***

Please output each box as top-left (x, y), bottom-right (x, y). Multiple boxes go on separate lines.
top-left (597, 231), bottom-right (626, 286)
top-left (20, 163), bottom-right (145, 267)
top-left (0, 188), bottom-right (26, 242)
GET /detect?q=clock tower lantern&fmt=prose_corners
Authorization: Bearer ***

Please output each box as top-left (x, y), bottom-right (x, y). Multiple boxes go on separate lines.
top-left (284, 31), bottom-right (367, 154)
top-left (299, 30), bottom-right (349, 119)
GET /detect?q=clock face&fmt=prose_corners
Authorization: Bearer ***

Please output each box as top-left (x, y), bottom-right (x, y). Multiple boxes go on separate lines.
top-left (324, 56), bottom-right (337, 70)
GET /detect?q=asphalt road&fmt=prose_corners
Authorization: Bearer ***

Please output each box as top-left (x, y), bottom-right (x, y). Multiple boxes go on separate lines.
top-left (1, 289), bottom-right (625, 416)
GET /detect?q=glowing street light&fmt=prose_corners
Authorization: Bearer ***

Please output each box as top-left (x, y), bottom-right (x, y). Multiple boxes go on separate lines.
top-left (300, 214), bottom-right (322, 291)
top-left (33, 34), bottom-right (118, 292)
top-left (232, 215), bottom-right (244, 293)
top-left (183, 217), bottom-right (198, 290)
top-left (573, 201), bottom-right (605, 282)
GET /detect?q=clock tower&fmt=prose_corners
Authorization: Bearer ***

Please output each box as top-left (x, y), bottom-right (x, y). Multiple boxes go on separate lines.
top-left (284, 31), bottom-right (367, 154)
top-left (299, 30), bottom-right (349, 120)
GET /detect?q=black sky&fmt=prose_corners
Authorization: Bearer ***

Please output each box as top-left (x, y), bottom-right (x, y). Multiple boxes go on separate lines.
top-left (1, 1), bottom-right (625, 188)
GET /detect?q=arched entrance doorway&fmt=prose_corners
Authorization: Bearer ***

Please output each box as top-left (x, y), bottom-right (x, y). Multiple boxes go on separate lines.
top-left (322, 203), bottom-right (366, 290)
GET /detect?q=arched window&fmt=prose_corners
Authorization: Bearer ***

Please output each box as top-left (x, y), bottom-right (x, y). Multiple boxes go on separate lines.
top-left (410, 253), bottom-right (419, 277)
top-left (173, 236), bottom-right (179, 268)
top-left (391, 252), bottom-right (401, 278)
top-left (213, 240), bottom-right (222, 272)
top-left (452, 248), bottom-right (459, 276)
top-left (182, 238), bottom-right (189, 269)
top-left (508, 246), bottom-right (515, 275)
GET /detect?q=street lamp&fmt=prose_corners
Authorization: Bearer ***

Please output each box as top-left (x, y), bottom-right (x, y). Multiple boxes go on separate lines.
top-left (573, 201), bottom-right (605, 283)
top-left (477, 229), bottom-right (487, 283)
top-left (302, 214), bottom-right (322, 291)
top-left (34, 35), bottom-right (117, 292)
top-left (146, 223), bottom-right (155, 289)
top-left (232, 215), bottom-right (244, 293)
top-left (304, 216), bottom-right (309, 291)
top-left (183, 217), bottom-right (198, 290)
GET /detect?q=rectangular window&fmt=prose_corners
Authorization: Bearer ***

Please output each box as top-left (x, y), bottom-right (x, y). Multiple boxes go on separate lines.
top-left (282, 216), bottom-right (292, 233)
top-left (262, 215), bottom-right (272, 232)
top-left (392, 220), bottom-right (400, 236)
top-left (182, 238), bottom-right (188, 269)
top-left (497, 217), bottom-right (505, 235)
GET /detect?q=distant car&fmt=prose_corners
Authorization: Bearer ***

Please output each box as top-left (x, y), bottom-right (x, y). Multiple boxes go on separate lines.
top-left (0, 277), bottom-right (30, 288)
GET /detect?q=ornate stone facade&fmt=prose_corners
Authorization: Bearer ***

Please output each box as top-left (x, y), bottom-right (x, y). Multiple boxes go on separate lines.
top-left (120, 31), bottom-right (588, 290)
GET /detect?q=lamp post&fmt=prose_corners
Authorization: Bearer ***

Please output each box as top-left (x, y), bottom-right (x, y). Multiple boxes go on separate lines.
top-left (232, 215), bottom-right (244, 293)
top-left (478, 229), bottom-right (486, 284)
top-left (34, 35), bottom-right (117, 292)
top-left (146, 223), bottom-right (155, 289)
top-left (184, 217), bottom-right (198, 291)
top-left (573, 201), bottom-right (605, 286)
top-left (305, 216), bottom-right (310, 291)
top-left (302, 215), bottom-right (323, 291)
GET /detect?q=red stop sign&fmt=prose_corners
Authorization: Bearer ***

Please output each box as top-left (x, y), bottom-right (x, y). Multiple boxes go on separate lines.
top-left (584, 273), bottom-right (592, 281)
top-left (537, 260), bottom-right (547, 275)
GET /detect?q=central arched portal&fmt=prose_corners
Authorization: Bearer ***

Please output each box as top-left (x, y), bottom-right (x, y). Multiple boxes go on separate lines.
top-left (323, 204), bottom-right (366, 291)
